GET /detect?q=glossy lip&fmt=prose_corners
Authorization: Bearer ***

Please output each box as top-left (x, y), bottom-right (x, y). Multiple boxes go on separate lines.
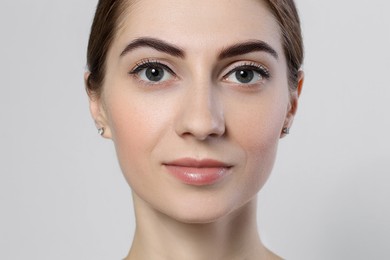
top-left (163, 158), bottom-right (232, 186)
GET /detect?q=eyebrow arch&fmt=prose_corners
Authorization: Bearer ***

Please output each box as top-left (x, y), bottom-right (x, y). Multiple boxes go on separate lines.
top-left (120, 37), bottom-right (185, 58)
top-left (218, 40), bottom-right (278, 60)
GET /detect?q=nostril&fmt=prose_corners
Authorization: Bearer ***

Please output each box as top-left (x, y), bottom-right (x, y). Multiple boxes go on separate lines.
top-left (175, 113), bottom-right (226, 140)
top-left (174, 87), bottom-right (226, 140)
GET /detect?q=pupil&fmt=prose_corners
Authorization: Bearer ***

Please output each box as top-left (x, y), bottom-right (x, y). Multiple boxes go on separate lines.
top-left (236, 70), bottom-right (254, 83)
top-left (146, 67), bottom-right (164, 81)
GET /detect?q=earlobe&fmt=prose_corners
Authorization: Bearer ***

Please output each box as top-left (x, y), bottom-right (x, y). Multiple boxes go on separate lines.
top-left (280, 70), bottom-right (304, 138)
top-left (89, 99), bottom-right (112, 139)
top-left (84, 72), bottom-right (112, 139)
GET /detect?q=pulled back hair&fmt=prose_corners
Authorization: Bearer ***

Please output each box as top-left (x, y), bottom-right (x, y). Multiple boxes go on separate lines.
top-left (86, 0), bottom-right (303, 96)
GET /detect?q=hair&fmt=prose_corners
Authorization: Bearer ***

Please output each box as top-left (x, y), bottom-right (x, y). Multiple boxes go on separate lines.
top-left (86, 0), bottom-right (304, 96)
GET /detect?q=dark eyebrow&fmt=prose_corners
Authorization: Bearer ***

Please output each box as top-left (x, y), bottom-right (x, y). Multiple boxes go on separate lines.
top-left (120, 37), bottom-right (185, 58)
top-left (218, 40), bottom-right (278, 60)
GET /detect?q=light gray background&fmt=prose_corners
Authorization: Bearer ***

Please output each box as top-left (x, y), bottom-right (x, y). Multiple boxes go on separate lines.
top-left (1, 1), bottom-right (389, 259)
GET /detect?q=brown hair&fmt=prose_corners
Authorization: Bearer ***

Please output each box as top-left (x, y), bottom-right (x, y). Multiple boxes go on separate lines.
top-left (86, 0), bottom-right (128, 97)
top-left (86, 0), bottom-right (304, 96)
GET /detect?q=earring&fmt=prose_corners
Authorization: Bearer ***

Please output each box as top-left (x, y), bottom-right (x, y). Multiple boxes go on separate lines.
top-left (98, 127), bottom-right (105, 136)
top-left (282, 127), bottom-right (290, 135)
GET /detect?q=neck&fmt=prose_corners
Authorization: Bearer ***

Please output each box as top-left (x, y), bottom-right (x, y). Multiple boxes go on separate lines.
top-left (125, 193), bottom-right (279, 260)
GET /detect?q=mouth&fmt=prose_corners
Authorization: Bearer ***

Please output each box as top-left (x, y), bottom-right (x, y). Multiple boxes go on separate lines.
top-left (163, 158), bottom-right (232, 186)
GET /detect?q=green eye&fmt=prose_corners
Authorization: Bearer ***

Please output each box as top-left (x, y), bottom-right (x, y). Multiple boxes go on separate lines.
top-left (234, 70), bottom-right (257, 84)
top-left (224, 64), bottom-right (270, 85)
top-left (130, 61), bottom-right (176, 83)
top-left (144, 67), bottom-right (165, 82)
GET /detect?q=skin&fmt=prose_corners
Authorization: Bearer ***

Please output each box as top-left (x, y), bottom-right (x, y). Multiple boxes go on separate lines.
top-left (86, 0), bottom-right (303, 259)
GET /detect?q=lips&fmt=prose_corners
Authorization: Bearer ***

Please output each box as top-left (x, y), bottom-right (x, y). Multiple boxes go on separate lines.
top-left (163, 158), bottom-right (232, 186)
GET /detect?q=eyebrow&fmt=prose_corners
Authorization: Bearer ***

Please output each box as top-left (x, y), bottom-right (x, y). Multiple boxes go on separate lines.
top-left (120, 37), bottom-right (278, 60)
top-left (218, 40), bottom-right (278, 60)
top-left (120, 37), bottom-right (185, 58)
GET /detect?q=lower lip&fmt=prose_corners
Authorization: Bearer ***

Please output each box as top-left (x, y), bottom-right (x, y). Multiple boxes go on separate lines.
top-left (164, 165), bottom-right (230, 186)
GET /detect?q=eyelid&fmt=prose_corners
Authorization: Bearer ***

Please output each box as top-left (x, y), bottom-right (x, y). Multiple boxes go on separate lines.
top-left (222, 62), bottom-right (271, 80)
top-left (129, 59), bottom-right (176, 75)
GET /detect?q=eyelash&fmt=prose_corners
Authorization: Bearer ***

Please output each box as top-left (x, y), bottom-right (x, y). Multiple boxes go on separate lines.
top-left (128, 60), bottom-right (270, 85)
top-left (129, 59), bottom-right (176, 76)
top-left (224, 62), bottom-right (271, 80)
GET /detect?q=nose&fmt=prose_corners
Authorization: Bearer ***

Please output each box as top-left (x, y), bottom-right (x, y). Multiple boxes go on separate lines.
top-left (175, 83), bottom-right (225, 141)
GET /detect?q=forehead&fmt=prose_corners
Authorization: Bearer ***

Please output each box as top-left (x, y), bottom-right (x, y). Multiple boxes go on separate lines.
top-left (115, 0), bottom-right (282, 56)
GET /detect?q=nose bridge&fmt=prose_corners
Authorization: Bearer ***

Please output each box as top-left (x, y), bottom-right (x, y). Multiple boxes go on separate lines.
top-left (175, 79), bottom-right (225, 140)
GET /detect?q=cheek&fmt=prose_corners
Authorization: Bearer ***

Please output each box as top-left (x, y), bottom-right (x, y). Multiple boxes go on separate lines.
top-left (109, 101), bottom-right (156, 152)
top-left (225, 89), bottom-right (289, 195)
top-left (227, 94), bottom-right (287, 156)
top-left (104, 90), bottom-right (175, 181)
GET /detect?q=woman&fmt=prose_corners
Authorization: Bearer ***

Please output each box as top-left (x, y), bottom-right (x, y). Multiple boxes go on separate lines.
top-left (85, 0), bottom-right (304, 259)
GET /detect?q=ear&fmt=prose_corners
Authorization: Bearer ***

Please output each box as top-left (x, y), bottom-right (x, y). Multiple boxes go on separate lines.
top-left (280, 70), bottom-right (304, 138)
top-left (84, 72), bottom-right (112, 139)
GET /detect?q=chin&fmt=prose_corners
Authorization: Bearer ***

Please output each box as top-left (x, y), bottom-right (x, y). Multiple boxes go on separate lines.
top-left (157, 191), bottom-right (253, 225)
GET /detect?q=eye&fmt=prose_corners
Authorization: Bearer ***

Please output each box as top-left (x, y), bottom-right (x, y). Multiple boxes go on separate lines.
top-left (129, 60), bottom-right (176, 83)
top-left (224, 64), bottom-right (270, 85)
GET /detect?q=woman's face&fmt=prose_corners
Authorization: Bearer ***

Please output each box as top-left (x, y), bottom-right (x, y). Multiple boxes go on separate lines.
top-left (90, 0), bottom-right (300, 223)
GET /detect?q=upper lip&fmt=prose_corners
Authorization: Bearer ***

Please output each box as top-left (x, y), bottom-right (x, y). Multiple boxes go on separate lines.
top-left (163, 158), bottom-right (232, 168)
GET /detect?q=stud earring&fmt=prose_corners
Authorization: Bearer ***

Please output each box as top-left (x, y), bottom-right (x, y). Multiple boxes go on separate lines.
top-left (282, 127), bottom-right (290, 135)
top-left (98, 127), bottom-right (105, 136)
